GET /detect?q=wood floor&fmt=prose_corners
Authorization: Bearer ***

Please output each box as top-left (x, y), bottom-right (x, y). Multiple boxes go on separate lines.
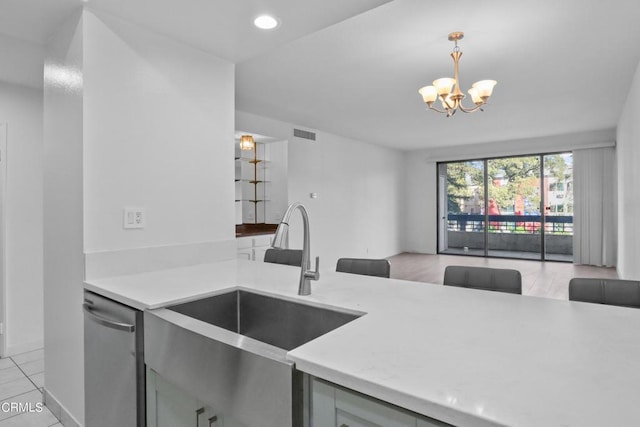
top-left (387, 252), bottom-right (618, 300)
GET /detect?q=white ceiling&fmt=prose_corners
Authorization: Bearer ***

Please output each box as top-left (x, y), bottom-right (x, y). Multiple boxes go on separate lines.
top-left (237, 0), bottom-right (640, 150)
top-left (2, 0), bottom-right (640, 151)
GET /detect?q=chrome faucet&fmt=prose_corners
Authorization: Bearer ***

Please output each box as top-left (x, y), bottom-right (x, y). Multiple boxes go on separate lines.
top-left (271, 202), bottom-right (320, 295)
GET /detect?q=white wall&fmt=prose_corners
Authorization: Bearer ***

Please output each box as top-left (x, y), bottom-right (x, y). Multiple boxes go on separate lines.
top-left (83, 11), bottom-right (235, 253)
top-left (263, 141), bottom-right (288, 224)
top-left (403, 129), bottom-right (616, 255)
top-left (616, 60), bottom-right (640, 279)
top-left (43, 11), bottom-right (84, 425)
top-left (0, 82), bottom-right (43, 356)
top-left (44, 9), bottom-right (236, 425)
top-left (237, 111), bottom-right (404, 269)
top-left (0, 34), bottom-right (45, 89)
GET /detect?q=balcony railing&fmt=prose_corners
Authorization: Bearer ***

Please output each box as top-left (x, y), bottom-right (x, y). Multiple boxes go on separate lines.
top-left (447, 214), bottom-right (573, 235)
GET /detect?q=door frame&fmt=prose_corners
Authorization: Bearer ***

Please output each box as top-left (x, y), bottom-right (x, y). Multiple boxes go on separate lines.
top-left (437, 166), bottom-right (448, 252)
top-left (0, 124), bottom-right (7, 357)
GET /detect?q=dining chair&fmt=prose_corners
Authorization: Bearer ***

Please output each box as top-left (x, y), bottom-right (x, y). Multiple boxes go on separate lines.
top-left (443, 265), bottom-right (522, 294)
top-left (263, 248), bottom-right (303, 267)
top-left (568, 278), bottom-right (640, 308)
top-left (336, 258), bottom-right (391, 278)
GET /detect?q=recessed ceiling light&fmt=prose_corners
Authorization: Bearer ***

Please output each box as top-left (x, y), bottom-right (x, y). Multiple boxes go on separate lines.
top-left (254, 15), bottom-right (279, 30)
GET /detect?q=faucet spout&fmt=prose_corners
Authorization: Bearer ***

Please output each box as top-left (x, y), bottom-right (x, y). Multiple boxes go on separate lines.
top-left (272, 202), bottom-right (319, 295)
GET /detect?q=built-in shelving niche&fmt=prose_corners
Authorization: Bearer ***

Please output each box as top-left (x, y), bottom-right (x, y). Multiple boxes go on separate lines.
top-left (234, 135), bottom-right (288, 229)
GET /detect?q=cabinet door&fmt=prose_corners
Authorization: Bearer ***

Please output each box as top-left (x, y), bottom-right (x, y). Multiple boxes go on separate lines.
top-left (416, 418), bottom-right (449, 427)
top-left (253, 247), bottom-right (268, 262)
top-left (252, 235), bottom-right (274, 248)
top-left (311, 378), bottom-right (416, 427)
top-left (147, 368), bottom-right (202, 427)
top-left (237, 249), bottom-right (252, 261)
top-left (335, 388), bottom-right (416, 427)
top-left (199, 406), bottom-right (223, 427)
top-left (147, 368), bottom-right (242, 427)
top-left (311, 378), bottom-right (337, 426)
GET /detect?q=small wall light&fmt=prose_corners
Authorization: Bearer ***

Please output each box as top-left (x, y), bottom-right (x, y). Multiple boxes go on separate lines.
top-left (239, 135), bottom-right (255, 151)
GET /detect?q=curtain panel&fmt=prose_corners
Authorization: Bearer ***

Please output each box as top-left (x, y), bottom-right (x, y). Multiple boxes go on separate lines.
top-left (573, 147), bottom-right (616, 266)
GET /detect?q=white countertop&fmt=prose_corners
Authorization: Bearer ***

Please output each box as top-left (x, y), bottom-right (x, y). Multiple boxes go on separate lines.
top-left (85, 260), bottom-right (640, 427)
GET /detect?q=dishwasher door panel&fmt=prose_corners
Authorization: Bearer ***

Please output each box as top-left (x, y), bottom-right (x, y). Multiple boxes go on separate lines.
top-left (84, 291), bottom-right (144, 427)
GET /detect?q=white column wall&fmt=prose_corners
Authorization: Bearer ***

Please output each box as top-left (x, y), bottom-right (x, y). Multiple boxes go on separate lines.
top-left (0, 82), bottom-right (43, 356)
top-left (616, 60), bottom-right (640, 280)
top-left (43, 11), bottom-right (84, 425)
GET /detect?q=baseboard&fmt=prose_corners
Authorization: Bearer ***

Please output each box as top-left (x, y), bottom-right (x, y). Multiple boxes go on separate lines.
top-left (43, 388), bottom-right (82, 427)
top-left (5, 338), bottom-right (44, 358)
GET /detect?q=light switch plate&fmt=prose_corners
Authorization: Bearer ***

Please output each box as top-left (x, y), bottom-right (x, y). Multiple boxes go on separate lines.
top-left (123, 207), bottom-right (146, 229)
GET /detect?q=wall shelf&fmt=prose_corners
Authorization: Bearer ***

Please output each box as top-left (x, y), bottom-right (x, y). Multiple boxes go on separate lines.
top-left (235, 142), bottom-right (269, 225)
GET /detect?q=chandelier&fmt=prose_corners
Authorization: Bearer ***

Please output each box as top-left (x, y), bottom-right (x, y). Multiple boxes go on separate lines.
top-left (418, 32), bottom-right (496, 117)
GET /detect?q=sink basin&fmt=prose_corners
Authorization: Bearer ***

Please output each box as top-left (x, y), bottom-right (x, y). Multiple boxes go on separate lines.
top-left (167, 289), bottom-right (362, 350)
top-left (144, 288), bottom-right (364, 426)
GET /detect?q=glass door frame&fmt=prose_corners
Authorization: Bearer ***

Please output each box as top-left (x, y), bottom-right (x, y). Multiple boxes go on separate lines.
top-left (436, 151), bottom-right (572, 262)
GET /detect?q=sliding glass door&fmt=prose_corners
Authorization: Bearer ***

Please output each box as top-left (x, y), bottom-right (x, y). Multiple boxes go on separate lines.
top-left (543, 153), bottom-right (573, 261)
top-left (486, 156), bottom-right (542, 259)
top-left (438, 152), bottom-right (573, 261)
top-left (438, 161), bottom-right (485, 256)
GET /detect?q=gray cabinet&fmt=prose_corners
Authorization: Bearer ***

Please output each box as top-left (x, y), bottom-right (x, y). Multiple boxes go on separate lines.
top-left (146, 368), bottom-right (228, 427)
top-left (310, 378), bottom-right (448, 427)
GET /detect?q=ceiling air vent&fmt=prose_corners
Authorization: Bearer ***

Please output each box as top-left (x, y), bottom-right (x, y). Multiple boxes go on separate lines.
top-left (293, 128), bottom-right (316, 142)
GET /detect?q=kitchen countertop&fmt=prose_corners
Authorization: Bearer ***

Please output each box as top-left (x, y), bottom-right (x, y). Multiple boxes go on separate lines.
top-left (85, 259), bottom-right (640, 427)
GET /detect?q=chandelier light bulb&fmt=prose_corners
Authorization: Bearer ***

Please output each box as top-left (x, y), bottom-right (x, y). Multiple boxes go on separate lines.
top-left (472, 80), bottom-right (497, 98)
top-left (468, 87), bottom-right (482, 104)
top-left (418, 85), bottom-right (438, 103)
top-left (433, 78), bottom-right (456, 97)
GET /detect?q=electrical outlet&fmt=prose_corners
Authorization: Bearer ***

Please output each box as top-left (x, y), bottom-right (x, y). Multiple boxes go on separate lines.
top-left (124, 207), bottom-right (146, 229)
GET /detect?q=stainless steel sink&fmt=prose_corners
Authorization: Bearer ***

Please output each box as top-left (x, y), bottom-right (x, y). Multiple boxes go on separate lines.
top-left (144, 288), bottom-right (363, 427)
top-left (167, 289), bottom-right (362, 351)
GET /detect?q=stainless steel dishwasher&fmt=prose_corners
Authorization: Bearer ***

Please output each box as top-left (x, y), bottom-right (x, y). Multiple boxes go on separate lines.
top-left (83, 290), bottom-right (145, 427)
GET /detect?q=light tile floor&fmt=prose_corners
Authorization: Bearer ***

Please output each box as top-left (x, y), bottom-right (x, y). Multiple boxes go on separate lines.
top-left (0, 349), bottom-right (59, 426)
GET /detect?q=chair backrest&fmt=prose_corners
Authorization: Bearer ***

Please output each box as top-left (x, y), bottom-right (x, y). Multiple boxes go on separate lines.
top-left (263, 248), bottom-right (303, 267)
top-left (568, 278), bottom-right (640, 308)
top-left (336, 258), bottom-right (391, 278)
top-left (443, 265), bottom-right (522, 294)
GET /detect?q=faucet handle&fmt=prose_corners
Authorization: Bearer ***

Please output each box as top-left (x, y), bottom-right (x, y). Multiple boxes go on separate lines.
top-left (305, 256), bottom-right (320, 281)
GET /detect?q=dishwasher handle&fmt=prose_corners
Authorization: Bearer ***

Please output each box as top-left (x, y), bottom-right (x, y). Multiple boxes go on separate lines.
top-left (83, 303), bottom-right (135, 332)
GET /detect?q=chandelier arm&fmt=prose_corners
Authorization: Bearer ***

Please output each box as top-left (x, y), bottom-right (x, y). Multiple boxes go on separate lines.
top-left (442, 96), bottom-right (456, 111)
top-left (458, 102), bottom-right (485, 113)
top-left (427, 105), bottom-right (449, 114)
